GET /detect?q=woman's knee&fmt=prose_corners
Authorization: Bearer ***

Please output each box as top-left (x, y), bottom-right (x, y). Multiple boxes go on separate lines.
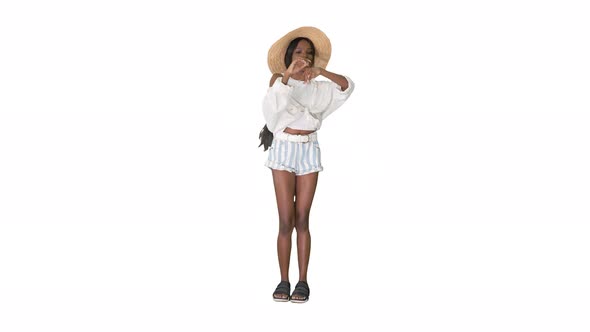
top-left (278, 216), bottom-right (295, 235)
top-left (295, 211), bottom-right (310, 232)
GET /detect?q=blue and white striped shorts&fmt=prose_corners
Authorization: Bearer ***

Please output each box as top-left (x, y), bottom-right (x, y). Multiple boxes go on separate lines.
top-left (265, 133), bottom-right (323, 176)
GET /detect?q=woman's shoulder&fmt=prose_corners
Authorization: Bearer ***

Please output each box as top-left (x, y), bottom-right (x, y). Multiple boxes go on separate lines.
top-left (269, 73), bottom-right (283, 87)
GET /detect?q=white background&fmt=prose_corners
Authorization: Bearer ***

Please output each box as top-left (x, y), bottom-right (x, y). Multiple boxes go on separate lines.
top-left (1, 0), bottom-right (589, 331)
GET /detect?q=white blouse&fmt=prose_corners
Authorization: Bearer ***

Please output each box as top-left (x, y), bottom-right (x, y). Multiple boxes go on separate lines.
top-left (262, 76), bottom-right (355, 136)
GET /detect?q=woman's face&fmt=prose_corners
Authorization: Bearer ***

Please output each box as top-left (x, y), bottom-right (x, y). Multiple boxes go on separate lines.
top-left (293, 39), bottom-right (314, 66)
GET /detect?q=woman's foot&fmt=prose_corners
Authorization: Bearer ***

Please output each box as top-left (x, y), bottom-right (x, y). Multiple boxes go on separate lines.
top-left (272, 281), bottom-right (291, 302)
top-left (290, 281), bottom-right (310, 303)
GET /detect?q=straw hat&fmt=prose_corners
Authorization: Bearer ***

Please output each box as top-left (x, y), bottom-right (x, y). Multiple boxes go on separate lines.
top-left (267, 26), bottom-right (332, 74)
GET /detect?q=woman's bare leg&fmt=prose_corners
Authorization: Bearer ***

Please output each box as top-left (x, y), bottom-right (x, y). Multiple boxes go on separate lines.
top-left (294, 171), bottom-right (319, 288)
top-left (271, 169), bottom-right (296, 299)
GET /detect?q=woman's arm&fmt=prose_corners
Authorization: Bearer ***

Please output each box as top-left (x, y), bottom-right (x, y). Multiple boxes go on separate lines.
top-left (319, 68), bottom-right (349, 91)
top-left (303, 67), bottom-right (349, 91)
top-left (263, 72), bottom-right (305, 135)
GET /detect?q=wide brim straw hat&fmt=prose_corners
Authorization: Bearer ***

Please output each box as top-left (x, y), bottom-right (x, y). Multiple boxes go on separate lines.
top-left (267, 26), bottom-right (332, 74)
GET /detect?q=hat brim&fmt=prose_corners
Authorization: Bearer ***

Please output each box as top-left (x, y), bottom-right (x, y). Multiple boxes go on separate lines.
top-left (267, 26), bottom-right (332, 74)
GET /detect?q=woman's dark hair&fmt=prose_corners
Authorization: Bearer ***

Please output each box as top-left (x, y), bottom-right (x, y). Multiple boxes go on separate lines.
top-left (259, 38), bottom-right (316, 151)
top-left (259, 125), bottom-right (273, 151)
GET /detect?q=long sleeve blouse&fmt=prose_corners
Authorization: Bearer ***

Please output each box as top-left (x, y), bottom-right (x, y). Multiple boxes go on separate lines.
top-left (262, 76), bottom-right (355, 136)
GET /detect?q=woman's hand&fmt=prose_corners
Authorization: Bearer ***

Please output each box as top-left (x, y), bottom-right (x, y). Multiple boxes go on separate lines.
top-left (302, 67), bottom-right (321, 83)
top-left (285, 58), bottom-right (310, 76)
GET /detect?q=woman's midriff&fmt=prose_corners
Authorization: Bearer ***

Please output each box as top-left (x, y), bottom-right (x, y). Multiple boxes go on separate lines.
top-left (284, 127), bottom-right (316, 135)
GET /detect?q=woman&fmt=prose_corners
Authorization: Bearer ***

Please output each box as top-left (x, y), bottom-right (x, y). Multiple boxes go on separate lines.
top-left (260, 26), bottom-right (354, 303)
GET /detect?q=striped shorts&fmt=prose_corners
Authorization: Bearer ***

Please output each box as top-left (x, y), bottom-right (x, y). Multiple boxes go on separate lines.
top-left (265, 133), bottom-right (323, 176)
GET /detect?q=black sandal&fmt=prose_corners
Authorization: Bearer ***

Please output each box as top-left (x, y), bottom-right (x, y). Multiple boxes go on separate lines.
top-left (290, 281), bottom-right (310, 303)
top-left (272, 281), bottom-right (291, 302)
